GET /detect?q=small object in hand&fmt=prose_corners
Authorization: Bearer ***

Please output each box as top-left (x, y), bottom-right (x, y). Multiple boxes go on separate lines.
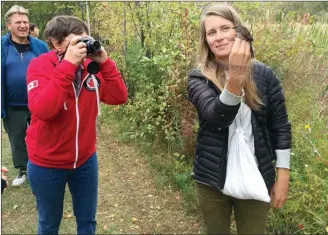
top-left (77, 37), bottom-right (101, 55)
top-left (233, 25), bottom-right (255, 58)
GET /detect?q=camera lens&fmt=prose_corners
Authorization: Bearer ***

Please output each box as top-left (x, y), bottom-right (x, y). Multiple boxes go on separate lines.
top-left (90, 41), bottom-right (101, 52)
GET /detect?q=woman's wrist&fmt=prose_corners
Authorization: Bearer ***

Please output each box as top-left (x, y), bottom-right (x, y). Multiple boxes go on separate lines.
top-left (225, 80), bottom-right (243, 96)
top-left (276, 168), bottom-right (290, 182)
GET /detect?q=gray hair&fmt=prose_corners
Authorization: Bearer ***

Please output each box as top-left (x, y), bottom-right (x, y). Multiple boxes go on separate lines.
top-left (5, 5), bottom-right (29, 23)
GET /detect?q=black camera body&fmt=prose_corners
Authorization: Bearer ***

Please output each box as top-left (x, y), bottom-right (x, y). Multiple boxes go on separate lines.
top-left (78, 37), bottom-right (101, 55)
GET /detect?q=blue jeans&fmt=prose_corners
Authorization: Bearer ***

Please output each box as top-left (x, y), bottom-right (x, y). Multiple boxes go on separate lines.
top-left (27, 153), bottom-right (98, 235)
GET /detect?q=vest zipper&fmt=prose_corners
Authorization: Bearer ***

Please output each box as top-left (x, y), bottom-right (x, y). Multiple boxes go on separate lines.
top-left (13, 46), bottom-right (29, 60)
top-left (219, 128), bottom-right (229, 189)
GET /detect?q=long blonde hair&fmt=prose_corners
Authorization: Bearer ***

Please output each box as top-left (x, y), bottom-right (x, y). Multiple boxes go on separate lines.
top-left (198, 3), bottom-right (262, 110)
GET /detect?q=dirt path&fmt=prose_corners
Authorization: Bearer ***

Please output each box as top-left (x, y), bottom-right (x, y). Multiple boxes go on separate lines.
top-left (1, 124), bottom-right (202, 234)
top-left (95, 125), bottom-right (202, 234)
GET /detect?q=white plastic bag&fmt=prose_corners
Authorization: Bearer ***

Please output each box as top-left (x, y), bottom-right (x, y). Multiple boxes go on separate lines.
top-left (222, 122), bottom-right (271, 203)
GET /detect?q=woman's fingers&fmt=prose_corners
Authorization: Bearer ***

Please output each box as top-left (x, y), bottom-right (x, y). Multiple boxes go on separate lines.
top-left (231, 37), bottom-right (242, 54)
top-left (243, 40), bottom-right (251, 59)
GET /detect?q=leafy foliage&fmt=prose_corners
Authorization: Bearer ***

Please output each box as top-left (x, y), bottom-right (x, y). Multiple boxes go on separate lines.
top-left (101, 3), bottom-right (328, 234)
top-left (1, 2), bottom-right (82, 39)
top-left (1, 1), bottom-right (327, 234)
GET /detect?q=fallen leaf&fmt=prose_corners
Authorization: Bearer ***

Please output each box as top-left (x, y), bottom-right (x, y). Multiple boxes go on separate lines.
top-left (63, 213), bottom-right (73, 218)
top-left (193, 222), bottom-right (201, 227)
top-left (131, 217), bottom-right (138, 223)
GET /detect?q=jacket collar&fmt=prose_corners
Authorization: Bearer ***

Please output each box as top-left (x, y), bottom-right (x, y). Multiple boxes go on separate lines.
top-left (3, 32), bottom-right (34, 45)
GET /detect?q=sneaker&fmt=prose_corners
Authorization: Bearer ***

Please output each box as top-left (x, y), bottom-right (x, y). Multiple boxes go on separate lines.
top-left (12, 170), bottom-right (27, 186)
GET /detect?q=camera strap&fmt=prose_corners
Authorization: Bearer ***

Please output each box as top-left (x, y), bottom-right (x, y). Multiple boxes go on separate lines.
top-left (57, 54), bottom-right (83, 96)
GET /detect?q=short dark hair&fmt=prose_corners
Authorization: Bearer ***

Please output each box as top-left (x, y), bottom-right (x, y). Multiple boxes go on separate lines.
top-left (29, 22), bottom-right (37, 33)
top-left (44, 15), bottom-right (88, 49)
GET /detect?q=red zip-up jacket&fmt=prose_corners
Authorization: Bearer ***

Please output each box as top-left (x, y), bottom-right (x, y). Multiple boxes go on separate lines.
top-left (26, 50), bottom-right (128, 169)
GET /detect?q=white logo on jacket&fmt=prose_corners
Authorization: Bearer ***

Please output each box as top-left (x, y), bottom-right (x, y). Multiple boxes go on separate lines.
top-left (84, 75), bottom-right (101, 91)
top-left (27, 80), bottom-right (38, 92)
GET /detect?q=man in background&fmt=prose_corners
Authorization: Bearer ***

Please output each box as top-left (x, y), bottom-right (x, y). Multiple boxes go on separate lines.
top-left (1, 5), bottom-right (49, 186)
top-left (29, 22), bottom-right (39, 38)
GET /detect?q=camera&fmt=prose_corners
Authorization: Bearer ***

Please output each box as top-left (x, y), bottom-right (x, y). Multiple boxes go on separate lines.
top-left (78, 37), bottom-right (101, 55)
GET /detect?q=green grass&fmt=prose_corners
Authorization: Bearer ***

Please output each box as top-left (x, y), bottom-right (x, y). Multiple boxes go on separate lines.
top-left (103, 18), bottom-right (328, 233)
top-left (1, 122), bottom-right (204, 234)
top-left (1, 129), bottom-right (76, 234)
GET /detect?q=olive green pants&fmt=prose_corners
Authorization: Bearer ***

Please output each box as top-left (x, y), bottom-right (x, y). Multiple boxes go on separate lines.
top-left (196, 182), bottom-right (270, 234)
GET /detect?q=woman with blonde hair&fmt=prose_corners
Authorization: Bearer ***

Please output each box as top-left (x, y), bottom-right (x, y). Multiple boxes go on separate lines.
top-left (187, 3), bottom-right (291, 234)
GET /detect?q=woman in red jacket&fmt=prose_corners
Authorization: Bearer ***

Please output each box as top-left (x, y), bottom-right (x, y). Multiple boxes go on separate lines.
top-left (26, 15), bottom-right (128, 235)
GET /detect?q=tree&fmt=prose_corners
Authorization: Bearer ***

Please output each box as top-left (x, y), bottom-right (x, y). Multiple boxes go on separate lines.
top-left (1, 2), bottom-right (82, 38)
